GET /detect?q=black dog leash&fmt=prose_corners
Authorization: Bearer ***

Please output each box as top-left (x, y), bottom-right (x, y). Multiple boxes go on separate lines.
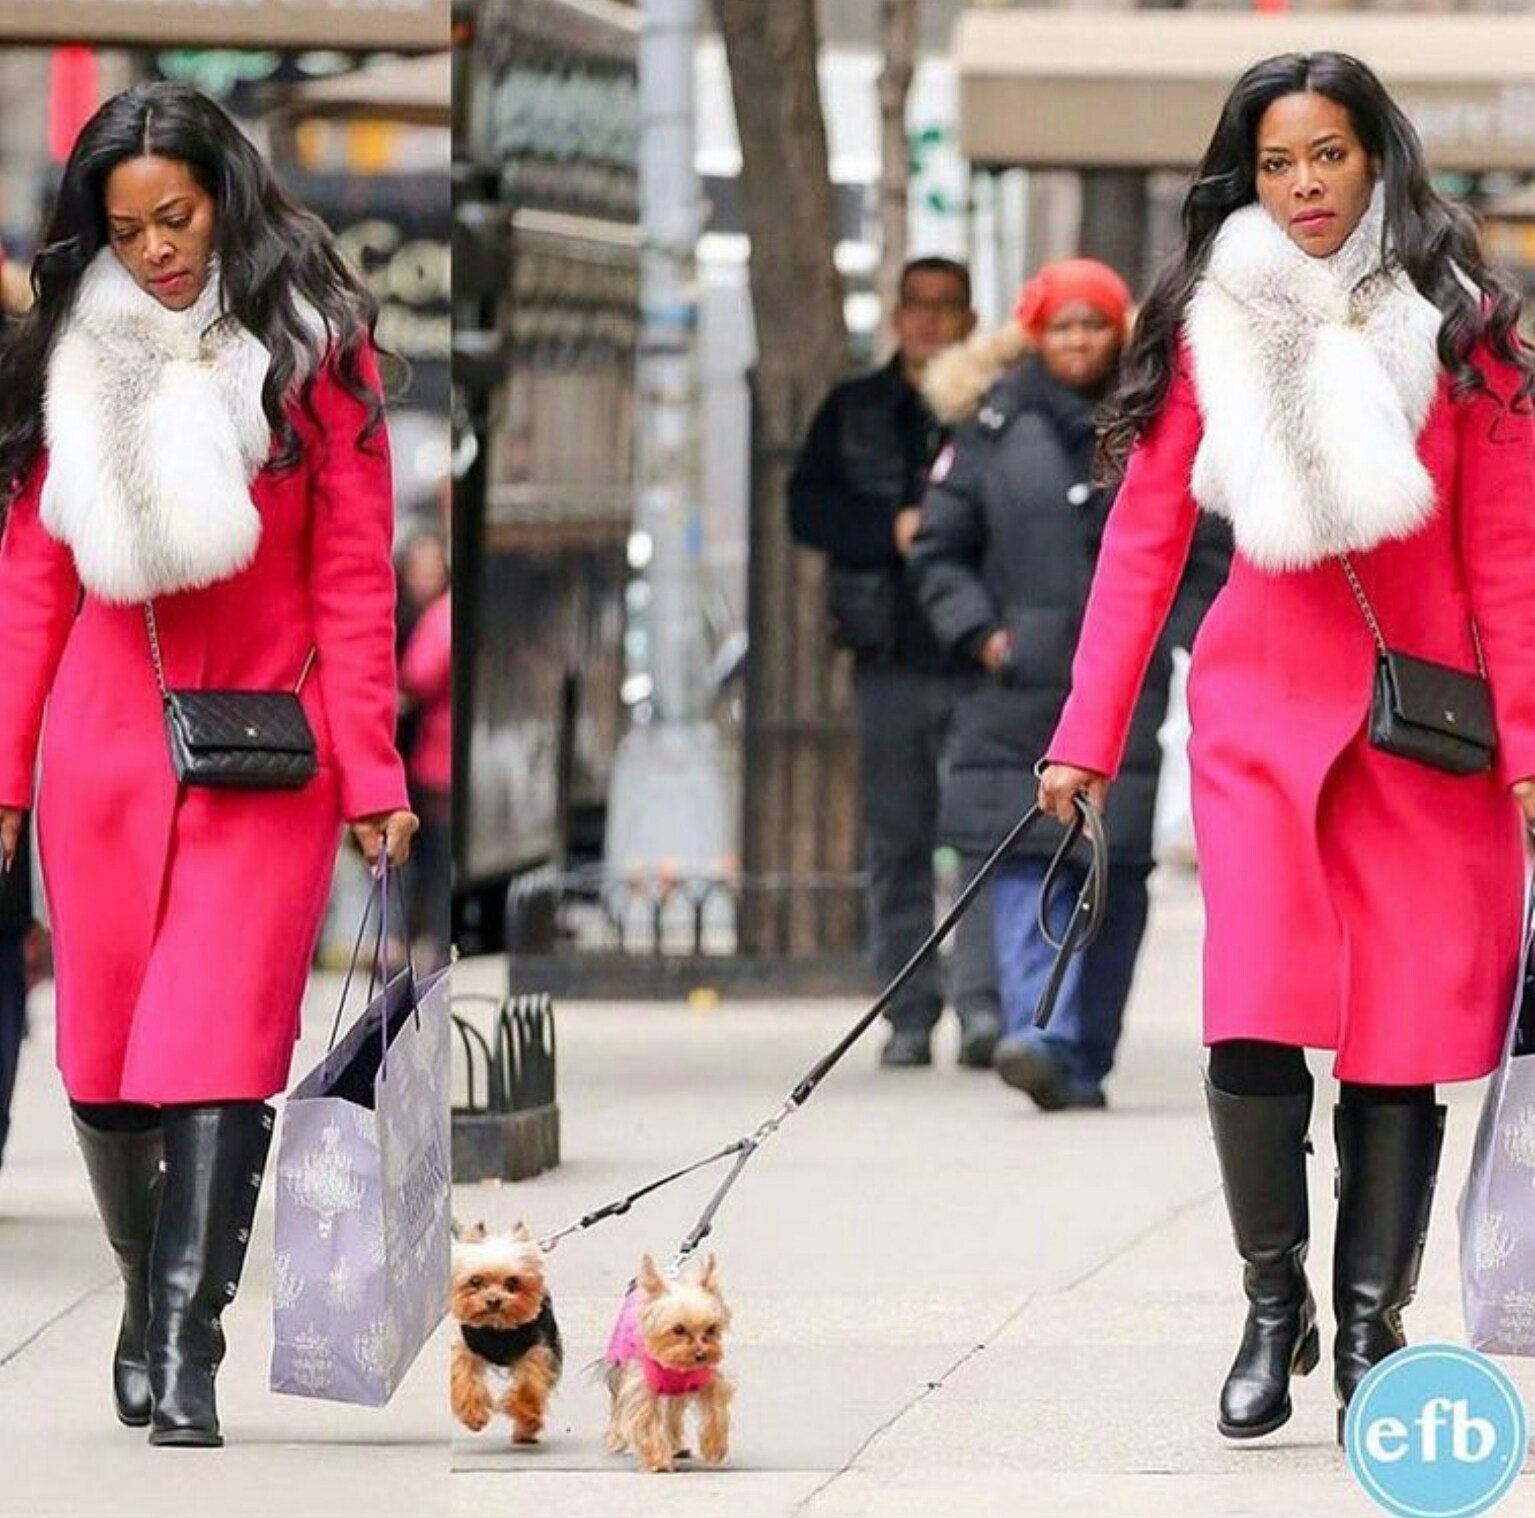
top-left (536, 1139), bottom-right (753, 1253)
top-left (664, 797), bottom-right (1107, 1269)
top-left (536, 795), bottom-right (1109, 1265)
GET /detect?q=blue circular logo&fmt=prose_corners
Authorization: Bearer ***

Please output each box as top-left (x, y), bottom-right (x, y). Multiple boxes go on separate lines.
top-left (1344, 1344), bottom-right (1528, 1518)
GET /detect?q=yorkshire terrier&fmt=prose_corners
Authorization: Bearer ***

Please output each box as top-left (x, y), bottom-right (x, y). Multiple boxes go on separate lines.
top-left (603, 1252), bottom-right (734, 1473)
top-left (450, 1221), bottom-right (563, 1444)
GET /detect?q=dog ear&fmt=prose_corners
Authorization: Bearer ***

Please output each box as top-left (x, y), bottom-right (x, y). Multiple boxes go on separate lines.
top-left (512, 1220), bottom-right (532, 1242)
top-left (459, 1220), bottom-right (487, 1244)
top-left (638, 1254), bottom-right (668, 1298)
top-left (697, 1253), bottom-right (721, 1294)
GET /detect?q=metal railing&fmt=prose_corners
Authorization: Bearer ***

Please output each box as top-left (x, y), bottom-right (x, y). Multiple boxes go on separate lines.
top-left (452, 992), bottom-right (557, 1116)
top-left (451, 991), bottom-right (561, 1182)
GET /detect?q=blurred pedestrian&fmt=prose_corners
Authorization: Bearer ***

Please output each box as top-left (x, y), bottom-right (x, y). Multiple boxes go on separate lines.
top-left (1038, 53), bottom-right (1535, 1440)
top-left (913, 260), bottom-right (1228, 1110)
top-left (393, 525), bottom-right (449, 790)
top-left (400, 586), bottom-right (451, 970)
top-left (397, 522), bottom-right (449, 651)
top-left (0, 821), bottom-right (30, 1174)
top-left (790, 257), bottom-right (1004, 1070)
top-left (0, 83), bottom-right (417, 1446)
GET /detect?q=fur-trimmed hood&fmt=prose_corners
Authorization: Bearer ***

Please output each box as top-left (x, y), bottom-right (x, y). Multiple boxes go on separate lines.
top-left (921, 320), bottom-right (1035, 426)
top-left (40, 248), bottom-right (274, 604)
top-left (1185, 186), bottom-right (1444, 572)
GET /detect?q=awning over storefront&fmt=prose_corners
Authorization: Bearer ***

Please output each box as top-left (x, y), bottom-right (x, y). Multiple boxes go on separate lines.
top-left (0, 0), bottom-right (448, 51)
top-left (278, 51), bottom-right (451, 125)
top-left (955, 10), bottom-right (1535, 174)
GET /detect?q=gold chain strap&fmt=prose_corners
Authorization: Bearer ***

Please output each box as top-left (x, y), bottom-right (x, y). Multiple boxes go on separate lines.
top-left (1337, 553), bottom-right (1487, 678)
top-left (1337, 554), bottom-right (1388, 654)
top-left (143, 602), bottom-right (317, 696)
top-left (143, 604), bottom-right (169, 698)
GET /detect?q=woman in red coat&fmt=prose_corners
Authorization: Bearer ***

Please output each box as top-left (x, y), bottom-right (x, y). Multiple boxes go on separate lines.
top-left (0, 84), bottom-right (417, 1447)
top-left (1038, 53), bottom-right (1535, 1443)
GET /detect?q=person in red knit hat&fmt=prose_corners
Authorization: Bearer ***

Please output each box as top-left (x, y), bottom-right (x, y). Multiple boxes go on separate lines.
top-left (1015, 258), bottom-right (1133, 346)
top-left (913, 256), bottom-right (1228, 1110)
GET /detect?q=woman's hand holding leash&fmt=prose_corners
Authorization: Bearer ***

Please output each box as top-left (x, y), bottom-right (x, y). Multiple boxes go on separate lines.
top-left (1511, 779), bottom-right (1535, 831)
top-left (1036, 762), bottom-right (1109, 825)
top-left (0, 806), bottom-right (22, 874)
top-left (352, 809), bottom-right (420, 871)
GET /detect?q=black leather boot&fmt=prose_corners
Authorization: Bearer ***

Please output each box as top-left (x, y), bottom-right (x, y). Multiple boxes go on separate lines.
top-left (146, 1103), bottom-right (274, 1448)
top-left (1333, 1102), bottom-right (1446, 1443)
top-left (1206, 1079), bottom-right (1320, 1439)
top-left (71, 1114), bottom-right (163, 1427)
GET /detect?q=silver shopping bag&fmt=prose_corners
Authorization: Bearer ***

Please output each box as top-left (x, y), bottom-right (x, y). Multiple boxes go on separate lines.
top-left (1457, 886), bottom-right (1535, 1355)
top-left (270, 864), bottom-right (452, 1405)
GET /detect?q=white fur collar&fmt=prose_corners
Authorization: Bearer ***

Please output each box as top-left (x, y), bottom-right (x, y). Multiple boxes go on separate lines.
top-left (1185, 186), bottom-right (1443, 573)
top-left (40, 248), bottom-right (272, 603)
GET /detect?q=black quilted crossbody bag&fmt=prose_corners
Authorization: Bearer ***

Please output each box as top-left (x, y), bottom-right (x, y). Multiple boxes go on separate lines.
top-left (1339, 555), bottom-right (1495, 777)
top-left (145, 603), bottom-right (319, 789)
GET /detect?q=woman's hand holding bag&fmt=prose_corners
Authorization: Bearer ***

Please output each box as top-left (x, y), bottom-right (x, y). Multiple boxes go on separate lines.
top-left (351, 808), bottom-right (420, 869)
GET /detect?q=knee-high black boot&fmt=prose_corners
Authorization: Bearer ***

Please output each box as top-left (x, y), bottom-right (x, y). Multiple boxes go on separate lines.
top-left (1206, 1078), bottom-right (1320, 1438)
top-left (1333, 1102), bottom-right (1446, 1442)
top-left (146, 1103), bottom-right (274, 1447)
top-left (71, 1115), bottom-right (163, 1426)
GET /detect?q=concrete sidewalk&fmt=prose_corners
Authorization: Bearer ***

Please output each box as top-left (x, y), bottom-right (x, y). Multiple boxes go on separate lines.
top-left (4, 868), bottom-right (1532, 1518)
top-left (0, 970), bottom-right (450, 1518)
top-left (449, 870), bottom-right (1535, 1518)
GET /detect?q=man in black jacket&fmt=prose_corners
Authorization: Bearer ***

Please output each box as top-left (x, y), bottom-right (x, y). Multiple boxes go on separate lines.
top-left (789, 257), bottom-right (997, 1069)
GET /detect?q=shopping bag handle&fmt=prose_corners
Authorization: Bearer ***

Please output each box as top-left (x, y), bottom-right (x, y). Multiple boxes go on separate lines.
top-left (326, 854), bottom-right (420, 1062)
top-left (1512, 886), bottom-right (1535, 1060)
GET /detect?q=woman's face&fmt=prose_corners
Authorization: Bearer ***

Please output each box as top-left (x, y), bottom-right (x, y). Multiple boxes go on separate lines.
top-left (402, 536), bottom-right (449, 607)
top-left (1038, 301), bottom-right (1122, 393)
top-left (103, 155), bottom-right (217, 311)
top-left (1253, 91), bottom-right (1378, 259)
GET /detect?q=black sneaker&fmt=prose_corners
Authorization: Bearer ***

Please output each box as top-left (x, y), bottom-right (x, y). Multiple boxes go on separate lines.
top-left (880, 1028), bottom-right (933, 1068)
top-left (956, 1008), bottom-right (1002, 1070)
top-left (993, 1035), bottom-right (1070, 1110)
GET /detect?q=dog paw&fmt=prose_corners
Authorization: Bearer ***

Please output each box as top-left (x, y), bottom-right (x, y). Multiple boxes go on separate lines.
top-left (699, 1432), bottom-right (728, 1465)
top-left (456, 1400), bottom-right (492, 1433)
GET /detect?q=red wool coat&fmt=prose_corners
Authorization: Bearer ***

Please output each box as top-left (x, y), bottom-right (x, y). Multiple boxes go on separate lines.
top-left (1050, 350), bottom-right (1535, 1085)
top-left (0, 353), bottom-right (409, 1103)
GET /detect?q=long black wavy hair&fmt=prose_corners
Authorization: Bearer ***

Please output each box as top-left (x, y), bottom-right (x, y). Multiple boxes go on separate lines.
top-left (0, 81), bottom-right (384, 499)
top-left (1099, 51), bottom-right (1534, 480)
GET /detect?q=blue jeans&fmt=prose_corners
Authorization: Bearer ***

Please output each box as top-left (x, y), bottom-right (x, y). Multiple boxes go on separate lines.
top-left (0, 929), bottom-right (25, 1169)
top-left (993, 857), bottom-right (1153, 1090)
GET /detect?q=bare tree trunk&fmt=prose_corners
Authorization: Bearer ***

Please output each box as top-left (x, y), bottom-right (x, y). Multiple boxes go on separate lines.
top-left (714, 0), bottom-right (860, 956)
top-left (876, 0), bottom-right (918, 351)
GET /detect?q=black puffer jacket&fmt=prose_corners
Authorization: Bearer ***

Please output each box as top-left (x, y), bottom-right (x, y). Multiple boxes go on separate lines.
top-left (788, 356), bottom-right (948, 671)
top-left (910, 357), bottom-right (1230, 864)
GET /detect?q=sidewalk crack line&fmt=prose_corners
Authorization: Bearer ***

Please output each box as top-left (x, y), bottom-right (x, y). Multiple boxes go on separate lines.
top-left (1061, 1183), bottom-right (1221, 1295)
top-left (0, 1276), bottom-right (113, 1373)
top-left (790, 1291), bottom-right (1038, 1517)
top-left (792, 1181), bottom-right (1220, 1515)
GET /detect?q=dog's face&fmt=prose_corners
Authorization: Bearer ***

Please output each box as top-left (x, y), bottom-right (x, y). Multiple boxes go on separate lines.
top-left (634, 1253), bottom-right (731, 1373)
top-left (450, 1220), bottom-right (547, 1330)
